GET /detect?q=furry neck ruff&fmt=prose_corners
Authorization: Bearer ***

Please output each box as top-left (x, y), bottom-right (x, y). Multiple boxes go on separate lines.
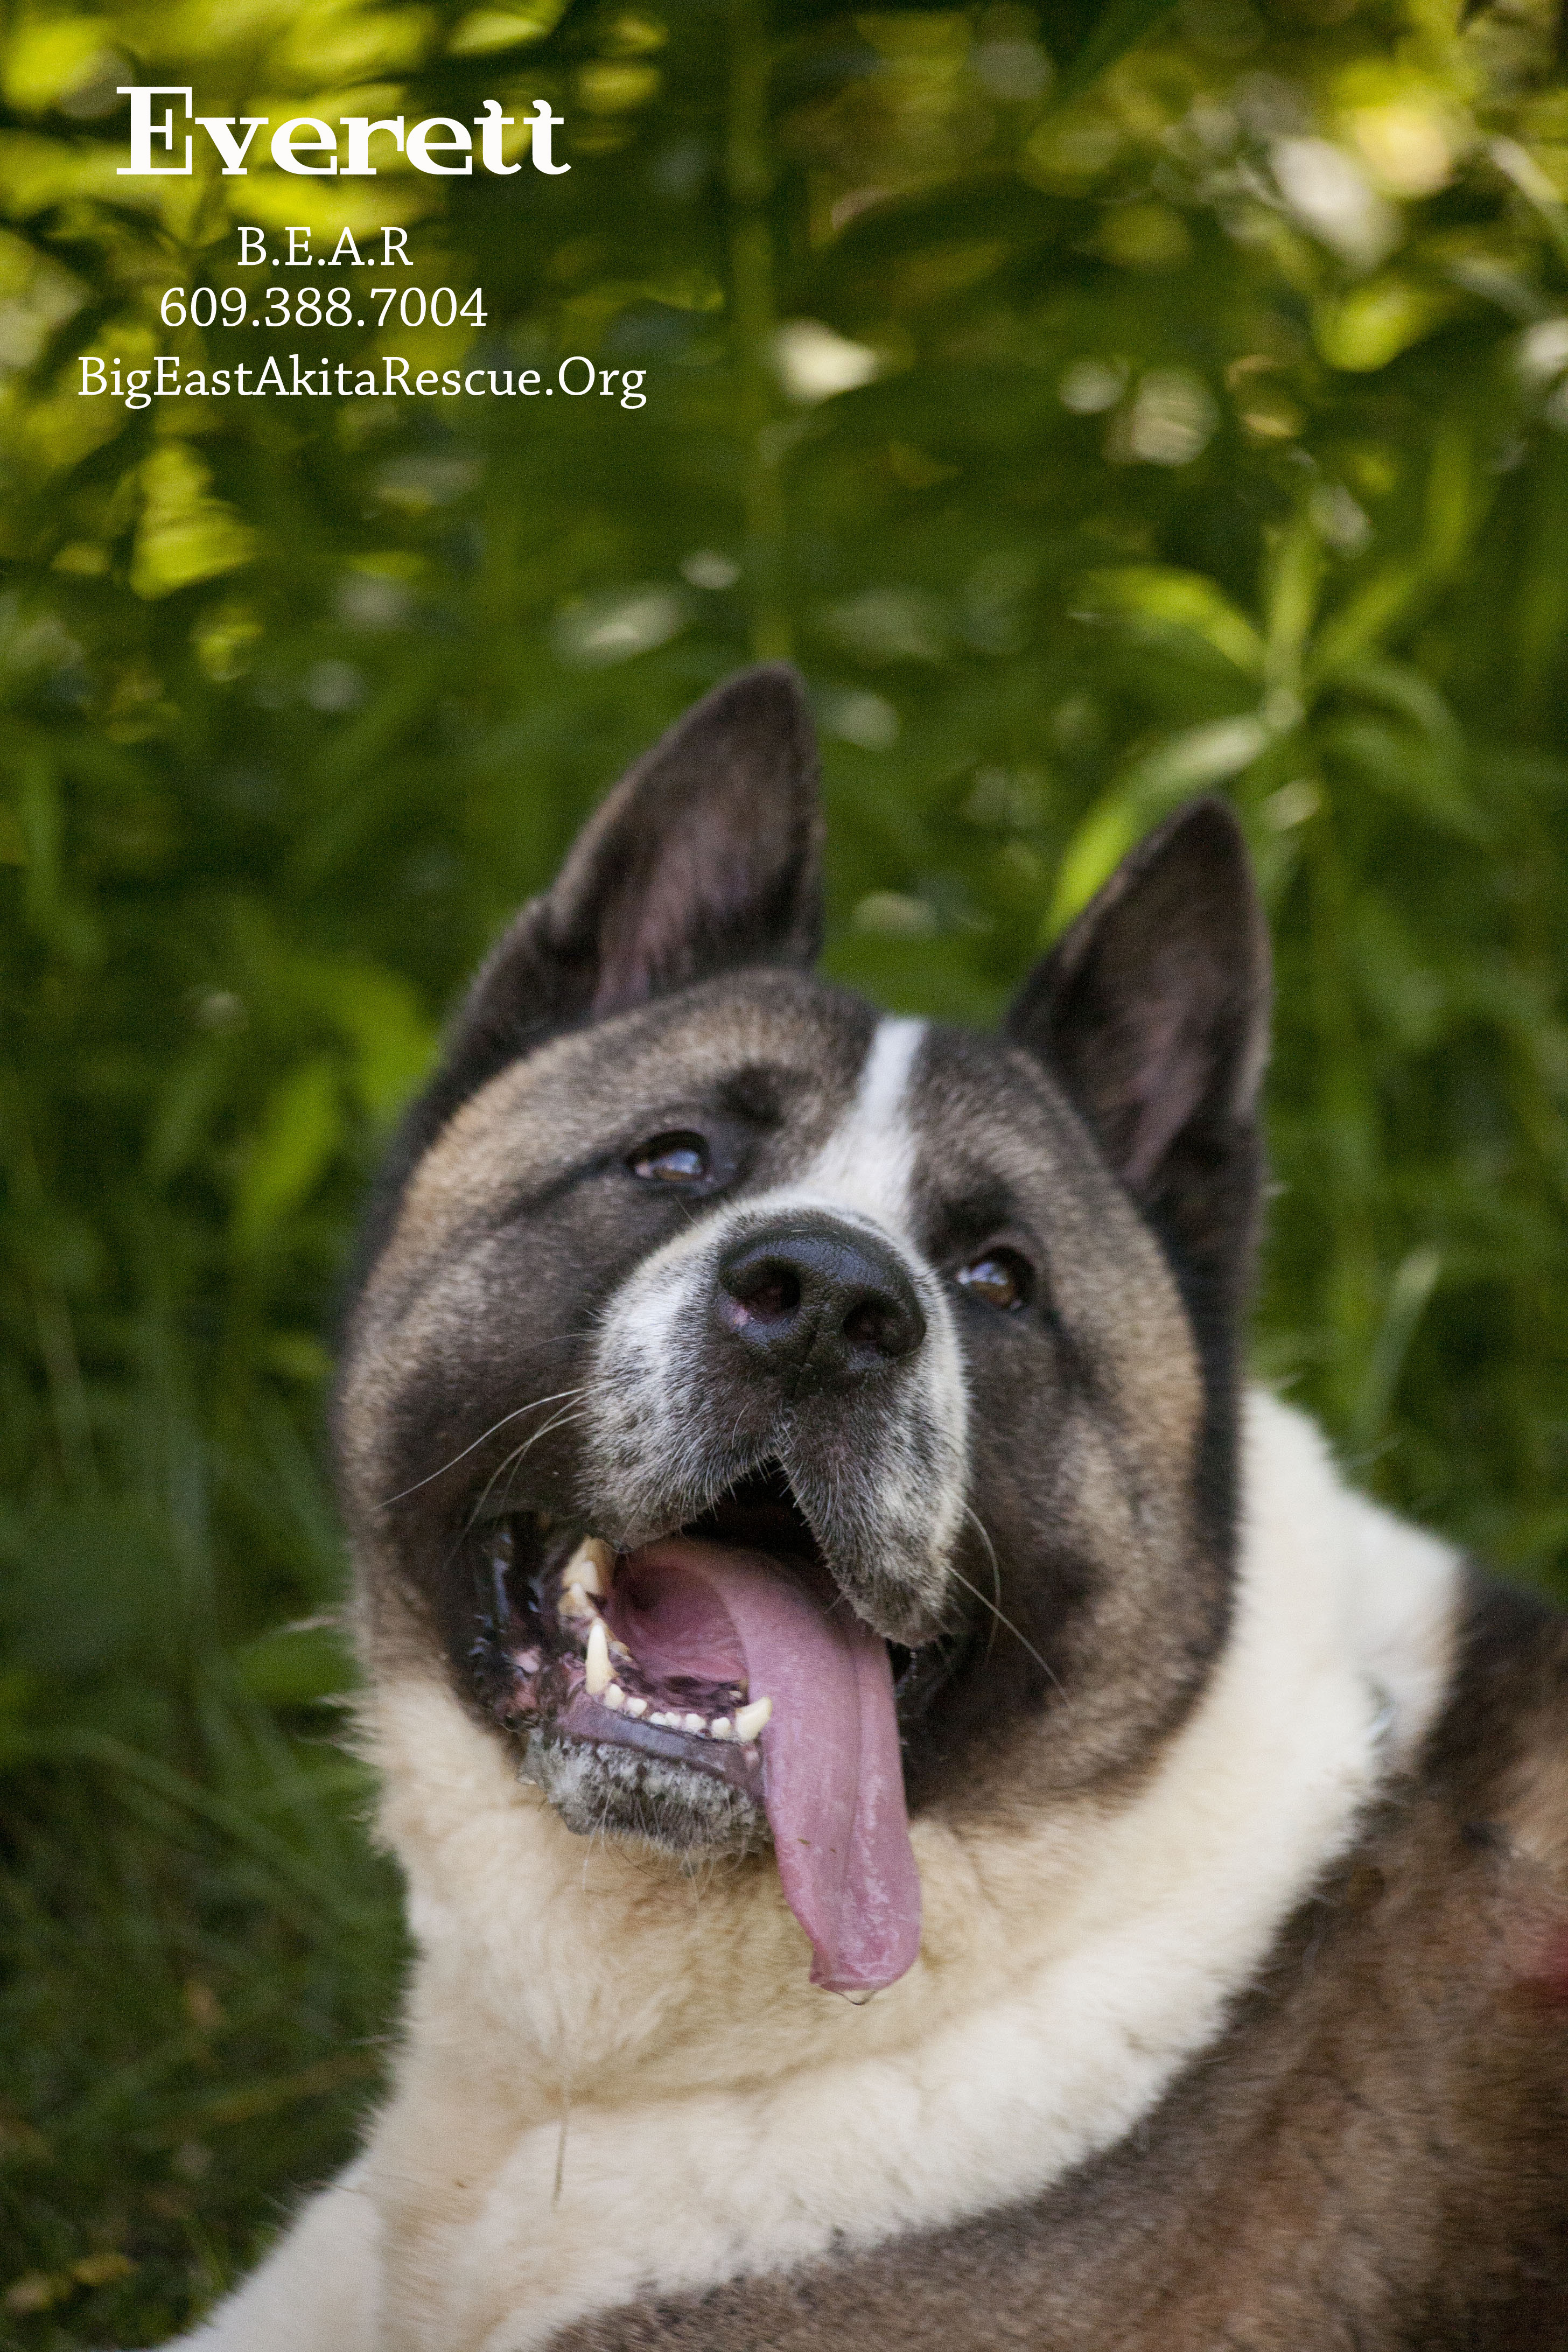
top-left (176, 1389), bottom-right (1458, 2352)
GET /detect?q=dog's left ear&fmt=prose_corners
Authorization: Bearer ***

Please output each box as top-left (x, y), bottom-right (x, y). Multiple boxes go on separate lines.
top-left (1007, 798), bottom-right (1270, 1297)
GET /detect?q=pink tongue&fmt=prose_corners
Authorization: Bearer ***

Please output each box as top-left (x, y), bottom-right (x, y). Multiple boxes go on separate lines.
top-left (611, 1538), bottom-right (921, 1993)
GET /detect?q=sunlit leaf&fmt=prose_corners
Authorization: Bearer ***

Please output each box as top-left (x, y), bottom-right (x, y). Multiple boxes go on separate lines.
top-left (1313, 277), bottom-right (1462, 372)
top-left (1076, 565), bottom-right (1265, 674)
top-left (130, 446), bottom-right (256, 602)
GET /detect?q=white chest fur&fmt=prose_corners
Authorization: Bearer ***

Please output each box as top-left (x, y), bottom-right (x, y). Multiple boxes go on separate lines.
top-left (173, 1395), bottom-right (1459, 2352)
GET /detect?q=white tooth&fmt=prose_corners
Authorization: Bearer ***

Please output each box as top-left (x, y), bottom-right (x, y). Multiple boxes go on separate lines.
top-left (563, 1537), bottom-right (612, 1600)
top-left (734, 1696), bottom-right (773, 1744)
top-left (624, 1696), bottom-right (648, 1717)
top-left (604, 1683), bottom-right (625, 1711)
top-left (710, 1718), bottom-right (732, 1740)
top-left (652, 1711), bottom-right (679, 1730)
top-left (683, 1712), bottom-right (705, 1734)
top-left (584, 1618), bottom-right (611, 1697)
top-left (559, 1583), bottom-right (593, 1622)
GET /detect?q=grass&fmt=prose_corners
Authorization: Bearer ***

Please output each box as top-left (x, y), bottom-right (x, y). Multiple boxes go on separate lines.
top-left (1, 1683), bottom-right (405, 2347)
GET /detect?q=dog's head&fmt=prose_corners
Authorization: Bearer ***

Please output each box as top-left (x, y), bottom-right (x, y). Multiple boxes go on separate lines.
top-left (335, 666), bottom-right (1269, 1995)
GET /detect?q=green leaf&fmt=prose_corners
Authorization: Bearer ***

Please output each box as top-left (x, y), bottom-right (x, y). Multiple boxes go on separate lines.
top-left (130, 446), bottom-right (256, 602)
top-left (1312, 278), bottom-right (1462, 373)
top-left (1043, 719), bottom-right (1272, 932)
top-left (1338, 657), bottom-right (1468, 775)
top-left (814, 177), bottom-right (1069, 271)
top-left (1308, 564), bottom-right (1425, 683)
top-left (1423, 421), bottom-right (1480, 581)
top-left (1263, 516), bottom-right (1324, 689)
top-left (290, 960), bottom-right (438, 1122)
top-left (232, 1059), bottom-right (344, 1256)
top-left (1318, 713), bottom-right (1489, 843)
top-left (1046, 0), bottom-right (1185, 106)
top-left (1349, 1248), bottom-right (1443, 1457)
top-left (1045, 791), bottom-right (1153, 936)
top-left (1076, 566), bottom-right (1265, 674)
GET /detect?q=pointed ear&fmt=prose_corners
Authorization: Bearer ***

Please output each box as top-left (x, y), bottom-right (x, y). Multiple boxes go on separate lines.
top-left (351, 664), bottom-right (823, 1288)
top-left (1008, 798), bottom-right (1270, 1297)
top-left (446, 659), bottom-right (822, 1082)
top-left (531, 660), bottom-right (823, 1021)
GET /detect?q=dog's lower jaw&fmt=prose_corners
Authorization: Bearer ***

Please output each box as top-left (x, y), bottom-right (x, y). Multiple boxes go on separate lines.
top-left (520, 1730), bottom-right (771, 1859)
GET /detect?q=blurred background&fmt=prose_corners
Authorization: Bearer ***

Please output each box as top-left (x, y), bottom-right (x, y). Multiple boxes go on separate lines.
top-left (4, 0), bottom-right (1568, 2336)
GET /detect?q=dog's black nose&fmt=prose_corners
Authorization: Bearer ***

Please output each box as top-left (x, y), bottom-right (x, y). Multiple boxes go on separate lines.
top-left (714, 1217), bottom-right (926, 1394)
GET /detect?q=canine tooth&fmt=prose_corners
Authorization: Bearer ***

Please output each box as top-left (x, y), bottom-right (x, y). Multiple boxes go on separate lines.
top-left (584, 1618), bottom-right (611, 1697)
top-left (563, 1537), bottom-right (612, 1600)
top-left (734, 1697), bottom-right (773, 1744)
top-left (624, 1696), bottom-right (648, 1717)
top-left (711, 1718), bottom-right (732, 1740)
top-left (683, 1712), bottom-right (705, 1734)
top-left (604, 1683), bottom-right (625, 1711)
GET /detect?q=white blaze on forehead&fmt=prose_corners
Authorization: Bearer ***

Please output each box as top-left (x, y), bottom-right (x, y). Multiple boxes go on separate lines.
top-left (791, 1016), bottom-right (928, 1233)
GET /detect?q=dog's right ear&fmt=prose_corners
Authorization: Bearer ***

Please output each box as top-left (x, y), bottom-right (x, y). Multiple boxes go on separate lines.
top-left (1006, 796), bottom-right (1269, 1320)
top-left (401, 662), bottom-right (822, 1162)
top-left (457, 661), bottom-right (821, 1052)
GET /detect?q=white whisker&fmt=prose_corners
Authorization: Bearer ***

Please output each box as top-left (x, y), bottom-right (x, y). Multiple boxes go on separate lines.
top-left (465, 1405), bottom-right (591, 1533)
top-left (377, 1385), bottom-right (588, 1510)
top-left (948, 1513), bottom-right (1066, 1700)
top-left (962, 1501), bottom-right (1005, 1665)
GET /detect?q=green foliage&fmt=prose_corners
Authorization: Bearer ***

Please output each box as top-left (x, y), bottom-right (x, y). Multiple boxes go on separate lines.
top-left (4, 0), bottom-right (1568, 2335)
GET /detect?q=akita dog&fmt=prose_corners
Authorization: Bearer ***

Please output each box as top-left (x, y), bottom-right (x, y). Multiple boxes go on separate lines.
top-left (169, 666), bottom-right (1568, 2352)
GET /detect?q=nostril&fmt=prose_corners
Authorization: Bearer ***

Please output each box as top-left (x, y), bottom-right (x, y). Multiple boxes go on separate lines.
top-left (747, 1271), bottom-right (800, 1321)
top-left (722, 1256), bottom-right (802, 1322)
top-left (843, 1299), bottom-right (890, 1352)
top-left (843, 1287), bottom-right (923, 1362)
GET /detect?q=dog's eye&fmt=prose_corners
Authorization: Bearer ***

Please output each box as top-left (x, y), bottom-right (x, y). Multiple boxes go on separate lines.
top-left (955, 1250), bottom-right (1031, 1312)
top-left (628, 1132), bottom-right (710, 1186)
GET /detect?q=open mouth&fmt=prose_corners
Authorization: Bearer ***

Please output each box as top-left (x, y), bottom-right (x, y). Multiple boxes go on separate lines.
top-left (467, 1466), bottom-right (936, 1993)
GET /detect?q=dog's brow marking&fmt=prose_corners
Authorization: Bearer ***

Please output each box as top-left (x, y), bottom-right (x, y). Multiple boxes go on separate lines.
top-left (800, 1015), bottom-right (927, 1231)
top-left (856, 1014), bottom-right (927, 1128)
